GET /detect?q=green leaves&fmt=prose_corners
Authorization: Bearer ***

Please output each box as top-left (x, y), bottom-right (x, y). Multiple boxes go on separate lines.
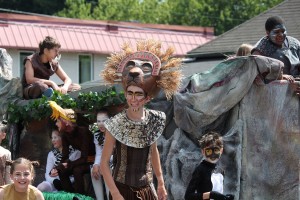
top-left (7, 86), bottom-right (125, 124)
top-left (0, 0), bottom-right (285, 36)
top-left (56, 0), bottom-right (92, 19)
top-left (76, 87), bottom-right (125, 111)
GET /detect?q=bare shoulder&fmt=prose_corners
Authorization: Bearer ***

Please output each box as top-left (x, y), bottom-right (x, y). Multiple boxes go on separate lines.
top-left (24, 59), bottom-right (33, 68)
top-left (35, 188), bottom-right (45, 200)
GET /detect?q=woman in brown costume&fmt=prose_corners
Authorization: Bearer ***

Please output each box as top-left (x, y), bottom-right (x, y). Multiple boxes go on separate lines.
top-left (100, 39), bottom-right (182, 200)
top-left (48, 101), bottom-right (95, 195)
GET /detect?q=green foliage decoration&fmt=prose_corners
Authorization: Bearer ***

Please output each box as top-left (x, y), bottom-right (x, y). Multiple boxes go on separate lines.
top-left (7, 86), bottom-right (125, 124)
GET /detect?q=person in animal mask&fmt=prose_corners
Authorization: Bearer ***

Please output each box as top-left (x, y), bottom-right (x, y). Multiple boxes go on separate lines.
top-left (184, 131), bottom-right (234, 200)
top-left (100, 39), bottom-right (182, 200)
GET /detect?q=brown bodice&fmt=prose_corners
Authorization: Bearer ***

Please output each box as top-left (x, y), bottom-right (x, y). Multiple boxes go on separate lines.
top-left (113, 141), bottom-right (153, 187)
top-left (22, 52), bottom-right (59, 87)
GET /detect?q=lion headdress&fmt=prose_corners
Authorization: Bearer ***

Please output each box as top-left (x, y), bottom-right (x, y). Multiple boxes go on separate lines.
top-left (101, 39), bottom-right (183, 100)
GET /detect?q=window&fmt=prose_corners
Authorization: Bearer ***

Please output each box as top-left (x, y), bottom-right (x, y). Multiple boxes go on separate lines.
top-left (20, 52), bottom-right (33, 76)
top-left (79, 55), bottom-right (92, 83)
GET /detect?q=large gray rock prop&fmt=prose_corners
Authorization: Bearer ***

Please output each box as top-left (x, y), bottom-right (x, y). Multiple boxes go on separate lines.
top-left (0, 48), bottom-right (12, 86)
top-left (151, 56), bottom-right (299, 200)
top-left (0, 48), bottom-right (22, 120)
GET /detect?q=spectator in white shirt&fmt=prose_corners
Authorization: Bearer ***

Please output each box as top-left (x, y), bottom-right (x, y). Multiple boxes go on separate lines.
top-left (91, 110), bottom-right (111, 200)
top-left (37, 129), bottom-right (81, 192)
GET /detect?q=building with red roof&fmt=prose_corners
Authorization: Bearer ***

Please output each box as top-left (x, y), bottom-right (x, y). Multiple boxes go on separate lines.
top-left (0, 12), bottom-right (214, 84)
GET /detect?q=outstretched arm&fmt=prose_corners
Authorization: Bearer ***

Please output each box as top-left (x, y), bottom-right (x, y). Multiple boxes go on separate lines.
top-left (55, 65), bottom-right (72, 94)
top-left (151, 142), bottom-right (167, 200)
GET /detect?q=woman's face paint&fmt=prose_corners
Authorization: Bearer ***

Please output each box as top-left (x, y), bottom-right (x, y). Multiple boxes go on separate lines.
top-left (96, 113), bottom-right (109, 132)
top-left (268, 24), bottom-right (287, 46)
top-left (203, 146), bottom-right (222, 164)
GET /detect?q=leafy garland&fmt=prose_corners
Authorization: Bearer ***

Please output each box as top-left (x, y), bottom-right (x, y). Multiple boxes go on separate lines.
top-left (7, 86), bottom-right (125, 124)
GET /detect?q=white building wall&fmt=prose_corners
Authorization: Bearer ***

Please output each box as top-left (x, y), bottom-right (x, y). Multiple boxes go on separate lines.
top-left (52, 52), bottom-right (78, 84)
top-left (93, 54), bottom-right (108, 80)
top-left (6, 48), bottom-right (34, 78)
top-left (5, 49), bottom-right (108, 84)
top-left (5, 48), bottom-right (224, 85)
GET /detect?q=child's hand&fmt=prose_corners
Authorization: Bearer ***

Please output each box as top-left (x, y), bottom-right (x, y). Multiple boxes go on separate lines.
top-left (226, 194), bottom-right (234, 200)
top-left (91, 164), bottom-right (101, 180)
top-left (157, 185), bottom-right (167, 200)
top-left (51, 81), bottom-right (60, 91)
top-left (282, 74), bottom-right (294, 83)
top-left (56, 163), bottom-right (68, 172)
top-left (60, 85), bottom-right (68, 94)
top-left (210, 191), bottom-right (231, 200)
top-left (50, 168), bottom-right (58, 177)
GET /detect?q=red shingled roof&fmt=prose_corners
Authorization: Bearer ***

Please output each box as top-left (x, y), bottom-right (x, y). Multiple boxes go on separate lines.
top-left (0, 13), bottom-right (214, 56)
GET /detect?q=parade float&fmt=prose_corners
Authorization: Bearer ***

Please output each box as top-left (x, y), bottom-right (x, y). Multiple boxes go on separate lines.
top-left (0, 48), bottom-right (299, 199)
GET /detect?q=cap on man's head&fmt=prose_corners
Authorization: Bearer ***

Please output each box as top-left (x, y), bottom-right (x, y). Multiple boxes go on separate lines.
top-left (265, 16), bottom-right (285, 32)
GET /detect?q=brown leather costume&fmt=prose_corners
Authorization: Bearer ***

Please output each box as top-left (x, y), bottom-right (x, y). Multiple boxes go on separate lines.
top-left (57, 125), bottom-right (95, 195)
top-left (22, 53), bottom-right (59, 99)
top-left (105, 109), bottom-right (166, 199)
top-left (101, 40), bottom-right (182, 200)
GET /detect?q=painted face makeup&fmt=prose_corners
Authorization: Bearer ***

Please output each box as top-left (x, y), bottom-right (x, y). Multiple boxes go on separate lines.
top-left (269, 24), bottom-right (287, 46)
top-left (97, 113), bottom-right (109, 132)
top-left (13, 171), bottom-right (31, 180)
top-left (126, 91), bottom-right (145, 101)
top-left (204, 146), bottom-right (222, 164)
top-left (126, 85), bottom-right (147, 112)
top-left (11, 164), bottom-right (33, 192)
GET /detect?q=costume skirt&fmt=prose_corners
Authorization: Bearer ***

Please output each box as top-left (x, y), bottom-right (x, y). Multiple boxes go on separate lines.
top-left (109, 181), bottom-right (158, 200)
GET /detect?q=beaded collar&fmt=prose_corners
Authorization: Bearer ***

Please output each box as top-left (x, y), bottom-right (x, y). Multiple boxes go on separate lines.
top-left (105, 109), bottom-right (166, 148)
